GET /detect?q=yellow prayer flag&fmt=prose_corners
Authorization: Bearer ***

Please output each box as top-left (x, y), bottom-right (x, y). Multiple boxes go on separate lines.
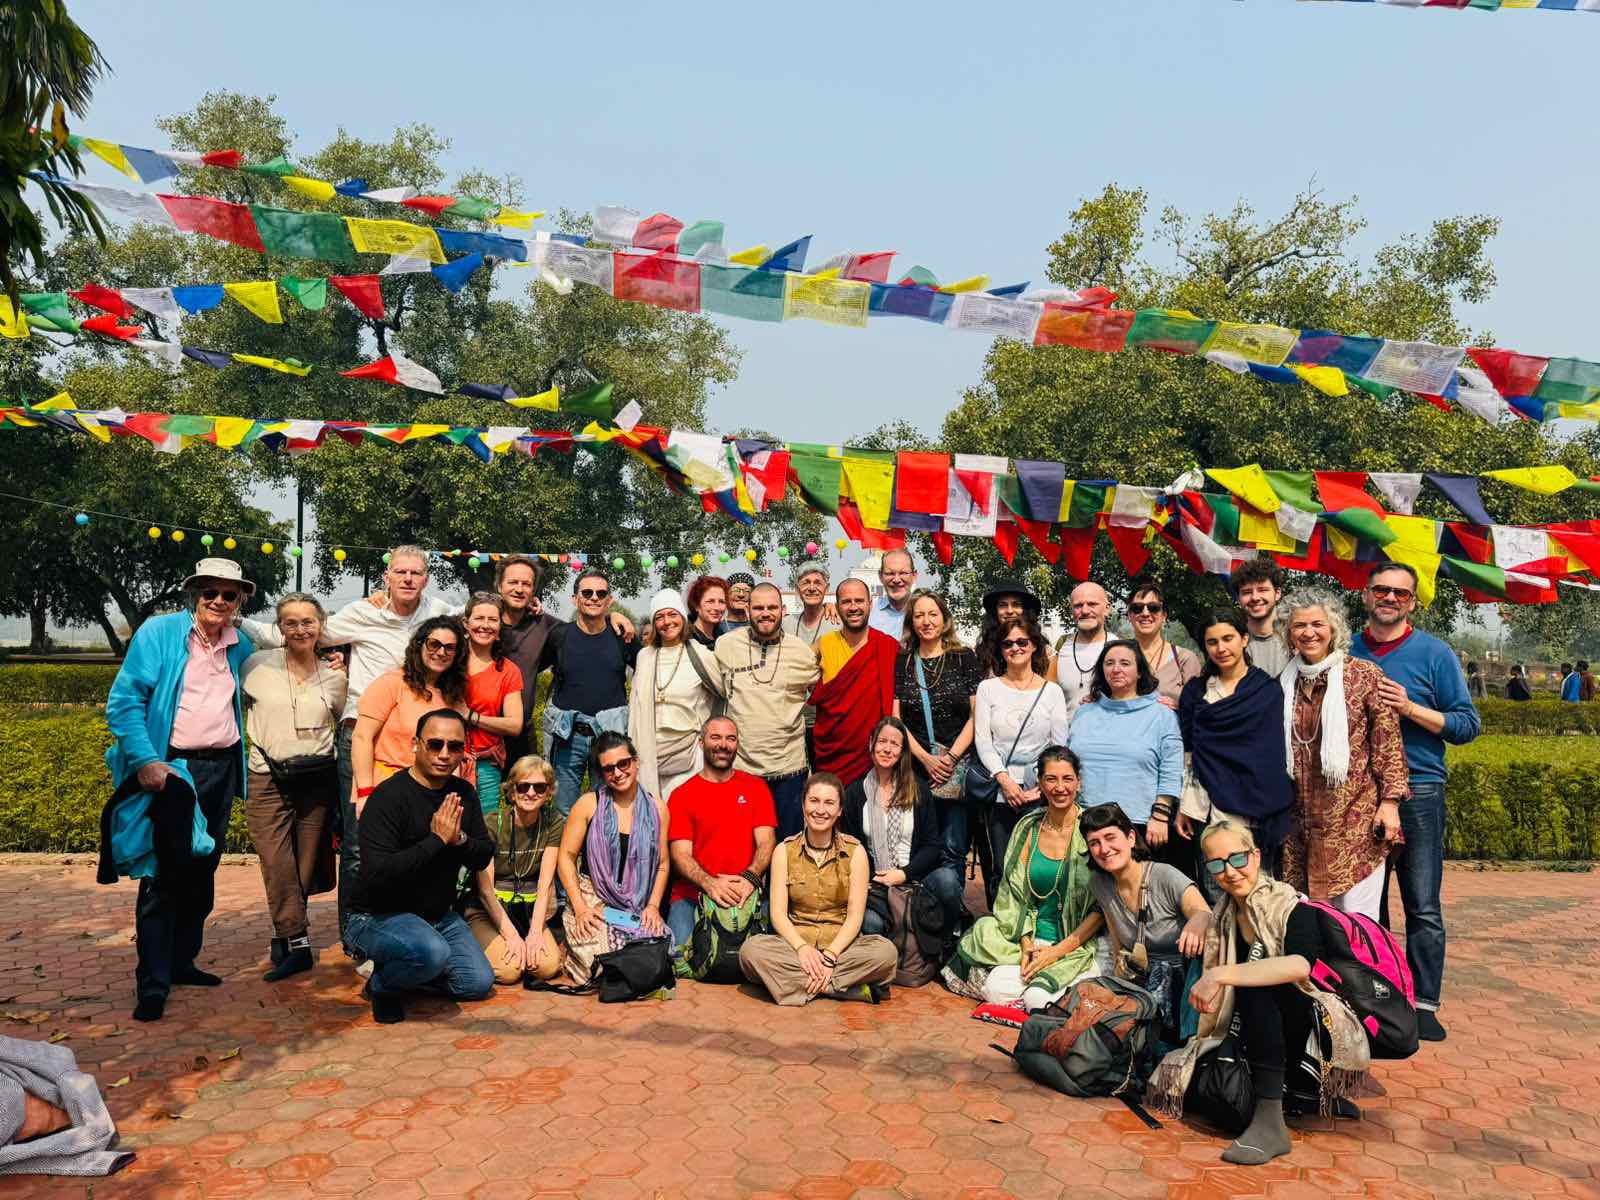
top-left (841, 455), bottom-right (896, 530)
top-left (506, 386), bottom-right (560, 411)
top-left (212, 417), bottom-right (257, 448)
top-left (1383, 515), bottom-right (1440, 553)
top-left (282, 176), bottom-right (337, 202)
top-left (1205, 464), bottom-right (1279, 513)
top-left (33, 392), bottom-right (76, 411)
top-left (1482, 466), bottom-right (1579, 496)
top-left (232, 353), bottom-right (309, 376)
top-left (785, 275), bottom-right (868, 329)
top-left (1290, 364), bottom-right (1349, 397)
top-left (1057, 480), bottom-right (1077, 523)
top-left (224, 281), bottom-right (283, 324)
top-left (1558, 401), bottom-right (1600, 421)
top-left (809, 267), bottom-right (841, 280)
top-left (2, 409), bottom-right (40, 427)
top-left (581, 420), bottom-right (622, 443)
top-left (1238, 507), bottom-right (1297, 553)
top-left (939, 275), bottom-right (991, 294)
top-left (345, 218), bottom-right (446, 264)
top-left (400, 424), bottom-right (450, 442)
top-left (1203, 322), bottom-right (1299, 368)
top-left (1325, 525), bottom-right (1357, 561)
top-left (80, 138), bottom-right (139, 180)
top-left (728, 244), bottom-right (770, 266)
top-left (0, 297), bottom-right (30, 340)
top-left (73, 414), bottom-right (112, 442)
top-left (1382, 544), bottom-right (1439, 607)
top-left (492, 208), bottom-right (544, 229)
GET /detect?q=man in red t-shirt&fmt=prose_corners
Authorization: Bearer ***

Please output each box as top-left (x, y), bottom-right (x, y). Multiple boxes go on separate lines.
top-left (666, 716), bottom-right (777, 951)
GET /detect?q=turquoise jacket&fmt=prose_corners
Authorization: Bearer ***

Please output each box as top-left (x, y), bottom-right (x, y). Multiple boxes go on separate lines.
top-left (103, 612), bottom-right (253, 879)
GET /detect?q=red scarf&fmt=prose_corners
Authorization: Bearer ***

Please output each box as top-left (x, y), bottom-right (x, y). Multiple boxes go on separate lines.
top-left (1360, 624), bottom-right (1414, 658)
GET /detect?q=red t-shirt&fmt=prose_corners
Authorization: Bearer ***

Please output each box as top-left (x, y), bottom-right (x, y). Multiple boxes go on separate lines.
top-left (464, 659), bottom-right (524, 754)
top-left (666, 771), bottom-right (777, 904)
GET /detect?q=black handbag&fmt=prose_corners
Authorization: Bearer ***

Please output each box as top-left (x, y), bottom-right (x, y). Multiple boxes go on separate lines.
top-left (592, 936), bottom-right (675, 1003)
top-left (1184, 1032), bottom-right (1254, 1135)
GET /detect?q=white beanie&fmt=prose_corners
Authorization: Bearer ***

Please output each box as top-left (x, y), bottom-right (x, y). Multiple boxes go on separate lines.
top-left (650, 588), bottom-right (688, 621)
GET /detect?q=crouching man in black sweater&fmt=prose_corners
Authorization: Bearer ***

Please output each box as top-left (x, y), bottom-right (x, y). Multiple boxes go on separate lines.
top-left (345, 709), bottom-right (495, 1023)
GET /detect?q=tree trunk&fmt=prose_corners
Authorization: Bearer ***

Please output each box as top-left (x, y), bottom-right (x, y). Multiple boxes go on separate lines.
top-left (93, 607), bottom-right (126, 657)
top-left (28, 595), bottom-right (51, 654)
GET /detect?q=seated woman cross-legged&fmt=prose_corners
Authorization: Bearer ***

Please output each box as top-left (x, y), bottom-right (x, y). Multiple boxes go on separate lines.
top-left (1148, 820), bottom-right (1372, 1167)
top-left (739, 772), bottom-right (897, 1005)
top-left (843, 717), bottom-right (967, 945)
top-left (942, 746), bottom-right (1105, 1011)
top-left (556, 732), bottom-right (670, 983)
top-left (459, 755), bottom-right (567, 986)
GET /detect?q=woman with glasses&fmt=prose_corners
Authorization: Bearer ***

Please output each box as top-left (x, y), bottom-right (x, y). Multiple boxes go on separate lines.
top-left (459, 755), bottom-right (567, 985)
top-left (972, 617), bottom-right (1069, 900)
top-left (1277, 589), bottom-right (1407, 919)
top-left (352, 616), bottom-right (469, 815)
top-left (1126, 582), bottom-right (1202, 705)
top-left (556, 731), bottom-right (670, 982)
top-left (241, 593), bottom-right (348, 981)
top-left (462, 593), bottom-right (525, 816)
top-left (943, 747), bottom-right (1103, 1009)
top-left (628, 588), bottom-right (723, 802)
top-left (1149, 820), bottom-right (1371, 1166)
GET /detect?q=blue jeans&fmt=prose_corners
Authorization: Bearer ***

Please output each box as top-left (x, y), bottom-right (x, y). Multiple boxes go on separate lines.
top-left (940, 797), bottom-right (969, 873)
top-left (667, 898), bottom-right (698, 951)
top-left (862, 866), bottom-right (966, 937)
top-left (345, 910), bottom-right (494, 1001)
top-left (1384, 781), bottom-right (1446, 1010)
top-left (766, 771), bottom-right (810, 841)
top-left (549, 727), bottom-right (593, 818)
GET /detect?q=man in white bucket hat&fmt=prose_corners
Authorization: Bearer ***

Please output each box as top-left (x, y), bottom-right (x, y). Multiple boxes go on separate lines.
top-left (102, 558), bottom-right (257, 1022)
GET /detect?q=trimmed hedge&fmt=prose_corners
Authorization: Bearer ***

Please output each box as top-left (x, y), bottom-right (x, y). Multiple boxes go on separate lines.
top-left (1477, 698), bottom-right (1600, 737)
top-left (0, 663), bottom-right (121, 705)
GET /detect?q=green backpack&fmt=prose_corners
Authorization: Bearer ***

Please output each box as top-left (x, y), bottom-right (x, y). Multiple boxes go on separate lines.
top-left (680, 891), bottom-right (766, 982)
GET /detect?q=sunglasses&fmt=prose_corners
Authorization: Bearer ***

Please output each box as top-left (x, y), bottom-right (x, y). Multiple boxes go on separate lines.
top-left (1369, 585), bottom-right (1414, 601)
top-left (1128, 602), bottom-right (1164, 615)
top-left (200, 588), bottom-right (239, 603)
top-left (422, 738), bottom-right (466, 754)
top-left (598, 756), bottom-right (636, 776)
top-left (1001, 638), bottom-right (1033, 650)
top-left (423, 638), bottom-right (458, 654)
top-left (1204, 850), bottom-right (1253, 876)
top-left (578, 587), bottom-right (610, 600)
top-left (513, 780), bottom-right (551, 796)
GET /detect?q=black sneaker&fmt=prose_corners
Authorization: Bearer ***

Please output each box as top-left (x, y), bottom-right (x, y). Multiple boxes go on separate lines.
top-left (1418, 1010), bottom-right (1447, 1042)
top-left (263, 944), bottom-right (313, 982)
top-left (173, 966), bottom-right (222, 987)
top-left (369, 988), bottom-right (404, 1024)
top-left (132, 995), bottom-right (165, 1022)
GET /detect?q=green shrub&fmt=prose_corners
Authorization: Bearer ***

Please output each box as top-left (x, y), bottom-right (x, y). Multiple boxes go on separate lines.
top-left (1477, 698), bottom-right (1600, 737)
top-left (0, 663), bottom-right (121, 706)
top-left (1448, 735), bottom-right (1600, 769)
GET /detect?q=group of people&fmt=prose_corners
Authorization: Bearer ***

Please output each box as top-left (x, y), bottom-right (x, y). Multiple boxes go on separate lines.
top-left (99, 545), bottom-right (1479, 1165)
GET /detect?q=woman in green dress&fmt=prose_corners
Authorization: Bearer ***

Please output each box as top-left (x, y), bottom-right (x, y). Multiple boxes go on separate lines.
top-left (942, 745), bottom-right (1105, 1008)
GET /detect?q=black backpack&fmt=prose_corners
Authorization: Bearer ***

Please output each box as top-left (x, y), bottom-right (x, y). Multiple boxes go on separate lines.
top-left (1011, 976), bottom-right (1161, 1098)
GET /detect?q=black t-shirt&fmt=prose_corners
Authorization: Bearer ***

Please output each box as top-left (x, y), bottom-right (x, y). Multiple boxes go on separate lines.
top-left (352, 771), bottom-right (494, 921)
top-left (539, 620), bottom-right (639, 715)
top-left (1232, 903), bottom-right (1325, 965)
top-left (893, 647), bottom-right (981, 751)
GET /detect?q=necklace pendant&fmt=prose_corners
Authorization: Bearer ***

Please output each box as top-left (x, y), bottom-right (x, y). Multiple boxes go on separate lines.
top-left (656, 688), bottom-right (666, 703)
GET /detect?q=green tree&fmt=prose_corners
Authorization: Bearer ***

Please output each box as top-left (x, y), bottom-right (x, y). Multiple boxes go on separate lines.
top-left (933, 184), bottom-right (1600, 637)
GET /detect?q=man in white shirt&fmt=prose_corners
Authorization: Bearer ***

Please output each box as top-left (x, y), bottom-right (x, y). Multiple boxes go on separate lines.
top-left (1056, 581), bottom-right (1110, 729)
top-left (867, 549), bottom-right (916, 641)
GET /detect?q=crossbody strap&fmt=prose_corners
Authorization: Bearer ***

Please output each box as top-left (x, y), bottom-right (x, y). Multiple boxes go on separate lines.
top-left (913, 655), bottom-right (939, 751)
top-left (1001, 685), bottom-right (1047, 770)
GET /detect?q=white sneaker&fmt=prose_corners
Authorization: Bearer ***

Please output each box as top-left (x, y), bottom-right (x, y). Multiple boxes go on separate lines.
top-left (355, 959), bottom-right (374, 979)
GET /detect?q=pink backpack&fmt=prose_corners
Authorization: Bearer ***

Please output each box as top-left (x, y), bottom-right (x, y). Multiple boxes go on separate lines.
top-left (1298, 899), bottom-right (1419, 1060)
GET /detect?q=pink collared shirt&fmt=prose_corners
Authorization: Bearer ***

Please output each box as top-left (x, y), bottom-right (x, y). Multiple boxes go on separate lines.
top-left (168, 622), bottom-right (241, 751)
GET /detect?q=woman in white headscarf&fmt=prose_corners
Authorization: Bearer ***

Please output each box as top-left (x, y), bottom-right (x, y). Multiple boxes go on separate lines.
top-left (628, 588), bottom-right (725, 800)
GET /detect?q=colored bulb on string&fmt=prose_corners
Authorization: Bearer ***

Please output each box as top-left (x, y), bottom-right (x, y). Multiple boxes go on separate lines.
top-left (289, 545), bottom-right (302, 558)
top-left (834, 538), bottom-right (847, 550)
top-left (804, 541), bottom-right (818, 556)
top-left (743, 548), bottom-right (757, 562)
top-left (666, 555), bottom-right (679, 568)
top-left (777, 546), bottom-right (790, 559)
top-left (718, 552), bottom-right (730, 563)
top-left (468, 556), bottom-right (481, 569)
top-left (382, 552), bottom-right (391, 564)
top-left (261, 542), bottom-right (275, 554)
top-left (690, 553), bottom-right (704, 566)
top-left (74, 513), bottom-right (89, 526)
top-left (171, 530), bottom-right (186, 543)
top-left (224, 537), bottom-right (237, 550)
top-left (200, 534), bottom-right (214, 548)
top-left (147, 526), bottom-right (162, 539)
top-left (333, 548), bottom-right (347, 562)
top-left (640, 554), bottom-right (653, 569)
top-left (612, 557), bottom-right (625, 569)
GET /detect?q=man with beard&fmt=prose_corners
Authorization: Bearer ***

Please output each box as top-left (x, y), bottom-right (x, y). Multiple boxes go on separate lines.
top-left (1056, 581), bottom-right (1111, 730)
top-left (715, 583), bottom-right (822, 838)
top-left (1350, 562), bottom-right (1480, 1044)
top-left (784, 563), bottom-right (839, 765)
top-left (810, 579), bottom-right (897, 789)
top-left (868, 549), bottom-right (917, 640)
top-left (1229, 560), bottom-right (1290, 678)
top-left (664, 717), bottom-right (777, 954)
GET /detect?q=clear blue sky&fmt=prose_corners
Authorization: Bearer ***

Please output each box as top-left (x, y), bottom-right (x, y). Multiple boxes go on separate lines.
top-left (69, 0), bottom-right (1599, 446)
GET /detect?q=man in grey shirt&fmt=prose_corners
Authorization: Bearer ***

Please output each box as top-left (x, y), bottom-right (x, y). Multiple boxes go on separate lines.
top-left (1230, 560), bottom-right (1289, 678)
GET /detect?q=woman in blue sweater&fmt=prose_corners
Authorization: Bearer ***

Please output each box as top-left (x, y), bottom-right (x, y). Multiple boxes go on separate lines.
top-left (1067, 640), bottom-right (1183, 848)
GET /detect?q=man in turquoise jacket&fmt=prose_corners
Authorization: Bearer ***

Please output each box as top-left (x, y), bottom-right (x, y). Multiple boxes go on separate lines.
top-left (103, 559), bottom-right (254, 1023)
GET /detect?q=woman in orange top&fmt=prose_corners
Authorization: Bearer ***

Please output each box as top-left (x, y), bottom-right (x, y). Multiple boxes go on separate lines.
top-left (463, 593), bottom-right (525, 814)
top-left (351, 616), bottom-right (469, 813)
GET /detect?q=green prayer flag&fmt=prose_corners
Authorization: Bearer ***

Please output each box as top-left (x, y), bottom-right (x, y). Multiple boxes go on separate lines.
top-left (563, 382), bottom-right (614, 419)
top-left (788, 450), bottom-right (843, 515)
top-left (1262, 470), bottom-right (1321, 514)
top-left (1533, 358), bottom-right (1600, 407)
top-left (678, 220), bottom-right (725, 258)
top-left (19, 293), bottom-right (78, 333)
top-left (444, 196), bottom-right (499, 221)
top-left (1322, 508), bottom-right (1397, 546)
top-left (701, 265), bottom-right (787, 323)
top-left (1439, 556), bottom-right (1505, 597)
top-left (899, 266), bottom-right (939, 288)
top-left (1347, 375), bottom-right (1396, 401)
top-left (1126, 309), bottom-right (1216, 355)
top-left (1064, 482), bottom-right (1108, 529)
top-left (279, 276), bottom-right (328, 311)
top-left (162, 415), bottom-right (215, 437)
top-left (998, 475), bottom-right (1029, 519)
top-left (1205, 495), bottom-right (1243, 546)
top-left (243, 155), bottom-right (297, 178)
top-left (251, 206), bottom-right (356, 264)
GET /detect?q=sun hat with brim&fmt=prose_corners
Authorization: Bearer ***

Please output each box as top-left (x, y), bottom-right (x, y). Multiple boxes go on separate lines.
top-left (982, 580), bottom-right (1040, 618)
top-left (181, 557), bottom-right (256, 598)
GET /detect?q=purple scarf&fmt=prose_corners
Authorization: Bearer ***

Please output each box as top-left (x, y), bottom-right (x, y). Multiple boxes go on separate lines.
top-left (585, 785), bottom-right (659, 915)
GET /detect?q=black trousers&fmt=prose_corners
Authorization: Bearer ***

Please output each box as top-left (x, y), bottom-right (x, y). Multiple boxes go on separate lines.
top-left (1232, 983), bottom-right (1316, 1101)
top-left (135, 750), bottom-right (240, 1001)
top-left (985, 800), bottom-right (1043, 908)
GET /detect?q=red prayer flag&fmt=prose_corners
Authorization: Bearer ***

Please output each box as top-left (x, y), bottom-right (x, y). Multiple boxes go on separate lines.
top-left (838, 501), bottom-right (906, 551)
top-left (929, 530), bottom-right (955, 566)
top-left (1104, 521), bottom-right (1151, 577)
top-left (1315, 472), bottom-right (1385, 516)
top-left (1158, 523), bottom-right (1203, 575)
top-left (330, 275), bottom-right (385, 319)
top-left (1014, 515), bottom-right (1060, 565)
top-left (955, 466), bottom-right (993, 511)
top-left (613, 251), bottom-right (700, 312)
top-left (80, 314), bottom-right (143, 340)
top-left (401, 195), bottom-right (457, 217)
top-left (893, 452), bottom-right (950, 516)
top-left (340, 357), bottom-right (401, 385)
top-left (843, 252), bottom-right (895, 284)
top-left (992, 519), bottom-right (1019, 567)
top-left (200, 150), bottom-right (244, 170)
top-left (1035, 307), bottom-right (1134, 352)
top-left (1274, 527), bottom-right (1326, 573)
top-left (1059, 524), bottom-right (1096, 581)
top-left (157, 194), bottom-right (265, 252)
top-left (1466, 347), bottom-right (1547, 400)
top-left (634, 213), bottom-right (684, 253)
top-left (1445, 523), bottom-right (1492, 565)
top-left (69, 284), bottom-right (131, 318)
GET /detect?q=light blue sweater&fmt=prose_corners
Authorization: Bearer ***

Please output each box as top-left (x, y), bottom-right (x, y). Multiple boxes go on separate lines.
top-left (1067, 693), bottom-right (1184, 824)
top-left (103, 612), bottom-right (252, 878)
top-left (1350, 627), bottom-right (1480, 784)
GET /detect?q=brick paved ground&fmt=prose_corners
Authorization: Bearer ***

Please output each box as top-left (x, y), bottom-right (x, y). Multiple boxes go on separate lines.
top-left (1, 858), bottom-right (1597, 1200)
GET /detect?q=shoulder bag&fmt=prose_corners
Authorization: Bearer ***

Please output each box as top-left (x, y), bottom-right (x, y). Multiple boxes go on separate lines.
top-left (914, 655), bottom-right (966, 801)
top-left (966, 685), bottom-right (1046, 804)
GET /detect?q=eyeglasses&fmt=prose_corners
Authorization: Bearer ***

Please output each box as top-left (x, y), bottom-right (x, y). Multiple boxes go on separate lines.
top-left (389, 568), bottom-right (427, 579)
top-left (200, 588), bottom-right (239, 603)
top-left (1128, 602), bottom-right (1164, 615)
top-left (1369, 585), bottom-right (1414, 601)
top-left (599, 756), bottom-right (636, 776)
top-left (513, 780), bottom-right (551, 795)
top-left (423, 638), bottom-right (458, 655)
top-left (1203, 851), bottom-right (1252, 876)
top-left (1001, 638), bottom-right (1032, 650)
top-left (881, 571), bottom-right (914, 581)
top-left (423, 738), bottom-right (466, 754)
top-left (280, 619), bottom-right (318, 631)
top-left (578, 587), bottom-right (610, 600)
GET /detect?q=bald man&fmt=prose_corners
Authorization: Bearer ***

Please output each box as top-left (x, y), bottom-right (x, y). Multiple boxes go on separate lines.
top-left (1057, 581), bottom-right (1110, 730)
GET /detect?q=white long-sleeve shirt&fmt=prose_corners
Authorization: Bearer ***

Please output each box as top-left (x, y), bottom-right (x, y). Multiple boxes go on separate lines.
top-left (241, 594), bottom-right (454, 720)
top-left (974, 677), bottom-right (1070, 789)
